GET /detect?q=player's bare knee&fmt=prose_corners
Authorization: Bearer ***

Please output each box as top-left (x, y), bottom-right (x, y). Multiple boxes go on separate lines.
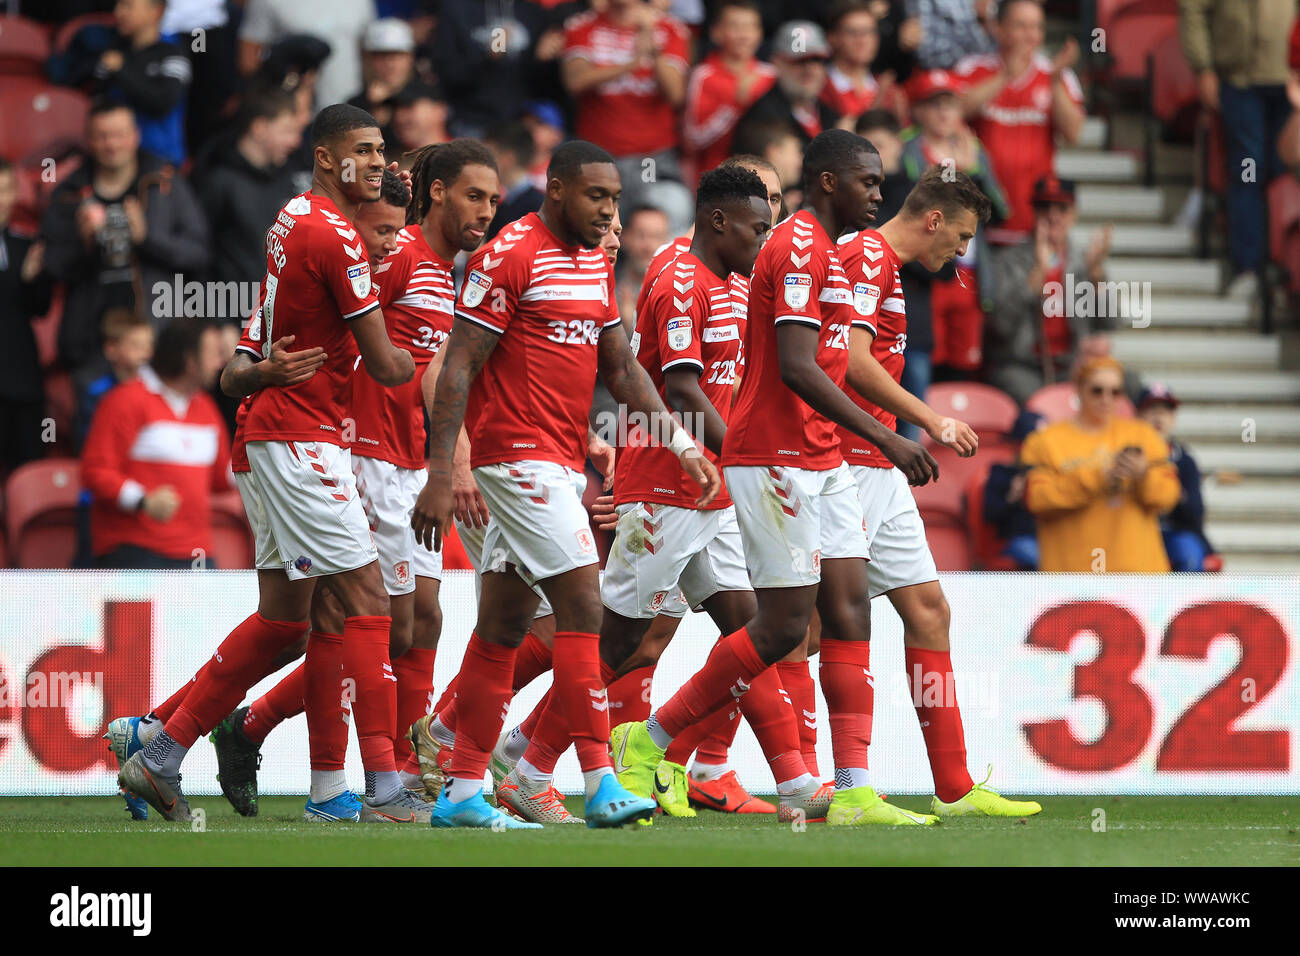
top-left (902, 595), bottom-right (950, 649)
top-left (412, 602), bottom-right (441, 650)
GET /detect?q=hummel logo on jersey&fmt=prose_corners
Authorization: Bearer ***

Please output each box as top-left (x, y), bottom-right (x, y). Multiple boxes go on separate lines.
top-left (589, 688), bottom-right (609, 712)
top-left (791, 234), bottom-right (813, 250)
top-left (729, 678), bottom-right (751, 700)
top-left (789, 251), bottom-right (811, 268)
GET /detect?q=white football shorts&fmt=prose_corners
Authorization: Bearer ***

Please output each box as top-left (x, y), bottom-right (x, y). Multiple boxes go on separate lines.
top-left (851, 464), bottom-right (939, 599)
top-left (352, 454), bottom-right (442, 595)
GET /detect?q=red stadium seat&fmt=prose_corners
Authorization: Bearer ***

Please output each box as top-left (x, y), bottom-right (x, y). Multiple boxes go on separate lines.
top-left (4, 458), bottom-right (82, 568)
top-left (0, 80), bottom-right (90, 165)
top-left (43, 371), bottom-right (76, 458)
top-left (1095, 0), bottom-right (1146, 35)
top-left (209, 490), bottom-right (253, 569)
top-left (0, 17), bottom-right (51, 78)
top-left (1150, 30), bottom-right (1198, 132)
top-left (53, 12), bottom-right (115, 54)
top-left (965, 465), bottom-right (1019, 571)
top-left (920, 511), bottom-right (973, 571)
top-left (1104, 1), bottom-right (1179, 83)
top-left (1268, 175), bottom-right (1300, 275)
top-left (925, 381), bottom-right (1019, 442)
top-left (1025, 382), bottom-right (1134, 422)
top-left (912, 443), bottom-right (1015, 521)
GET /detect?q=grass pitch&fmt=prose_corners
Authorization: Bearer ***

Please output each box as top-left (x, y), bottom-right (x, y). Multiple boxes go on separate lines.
top-left (1, 795), bottom-right (1296, 866)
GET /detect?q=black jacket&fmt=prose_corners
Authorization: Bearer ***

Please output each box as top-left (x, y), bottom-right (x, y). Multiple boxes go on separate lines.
top-left (735, 83), bottom-right (842, 149)
top-left (0, 228), bottom-right (54, 403)
top-left (40, 151), bottom-right (210, 371)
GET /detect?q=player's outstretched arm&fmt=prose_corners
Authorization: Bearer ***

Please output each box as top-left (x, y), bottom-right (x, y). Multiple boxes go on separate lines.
top-left (412, 319), bottom-right (500, 550)
top-left (776, 322), bottom-right (938, 486)
top-left (845, 327), bottom-right (978, 457)
top-left (663, 369), bottom-right (728, 457)
top-left (350, 308), bottom-right (415, 386)
top-left (220, 337), bottom-right (328, 398)
top-left (599, 322), bottom-right (721, 508)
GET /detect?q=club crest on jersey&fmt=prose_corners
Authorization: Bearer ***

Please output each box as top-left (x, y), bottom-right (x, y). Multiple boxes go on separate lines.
top-left (463, 269), bottom-right (492, 308)
top-left (347, 262), bottom-right (371, 298)
top-left (294, 555), bottom-right (313, 573)
top-left (394, 561), bottom-right (410, 588)
top-left (853, 281), bottom-right (881, 316)
top-left (784, 274), bottom-right (812, 308)
top-left (648, 590), bottom-right (668, 613)
top-left (667, 317), bottom-right (692, 351)
top-left (575, 528), bottom-right (596, 555)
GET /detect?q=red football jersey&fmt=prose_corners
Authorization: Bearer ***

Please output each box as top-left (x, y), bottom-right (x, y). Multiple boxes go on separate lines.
top-left (351, 228), bottom-right (455, 469)
top-left (242, 192), bottom-right (379, 445)
top-left (616, 253), bottom-right (742, 510)
top-left (636, 236), bottom-right (693, 322)
top-left (953, 53), bottom-right (1083, 242)
top-left (563, 10), bottom-right (690, 156)
top-left (683, 53), bottom-right (778, 175)
top-left (457, 212), bottom-right (621, 470)
top-left (836, 229), bottom-right (906, 469)
top-left (230, 281), bottom-right (266, 474)
top-left (722, 210), bottom-right (853, 470)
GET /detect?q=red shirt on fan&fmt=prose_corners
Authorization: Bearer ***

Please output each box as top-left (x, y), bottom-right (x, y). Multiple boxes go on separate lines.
top-left (81, 367), bottom-right (232, 559)
top-left (683, 52), bottom-right (778, 175)
top-left (242, 192), bottom-right (379, 446)
top-left (617, 252), bottom-right (743, 511)
top-left (563, 9), bottom-right (690, 157)
top-left (351, 228), bottom-right (455, 469)
top-left (820, 64), bottom-right (905, 121)
top-left (723, 210), bottom-right (853, 470)
top-left (953, 53), bottom-right (1083, 243)
top-left (456, 212), bottom-right (621, 470)
top-left (835, 228), bottom-right (906, 469)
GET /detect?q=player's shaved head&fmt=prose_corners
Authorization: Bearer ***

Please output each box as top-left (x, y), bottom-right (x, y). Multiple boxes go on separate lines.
top-left (311, 103), bottom-right (381, 148)
top-left (547, 140), bottom-right (616, 183)
top-left (801, 128), bottom-right (877, 194)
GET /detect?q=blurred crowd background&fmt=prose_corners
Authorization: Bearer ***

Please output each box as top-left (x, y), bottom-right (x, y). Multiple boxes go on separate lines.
top-left (2, 0), bottom-right (1298, 575)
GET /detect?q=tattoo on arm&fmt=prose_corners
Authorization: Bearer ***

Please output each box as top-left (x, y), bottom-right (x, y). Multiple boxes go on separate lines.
top-left (220, 352), bottom-right (264, 398)
top-left (427, 319), bottom-right (499, 472)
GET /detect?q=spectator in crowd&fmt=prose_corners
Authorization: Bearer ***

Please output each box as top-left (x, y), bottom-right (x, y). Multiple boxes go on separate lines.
top-left (1280, 45), bottom-right (1300, 169)
top-left (81, 317), bottom-right (231, 570)
top-left (1137, 383), bottom-right (1217, 572)
top-left (74, 307), bottom-right (155, 449)
top-left (916, 0), bottom-right (996, 70)
top-left (820, 1), bottom-right (906, 125)
top-left (985, 176), bottom-right (1112, 405)
top-left (391, 82), bottom-right (450, 161)
top-left (955, 0), bottom-right (1084, 245)
top-left (982, 409), bottom-right (1045, 570)
top-left (194, 89), bottom-right (306, 299)
top-left (162, 0), bottom-right (238, 158)
top-left (1180, 0), bottom-right (1298, 298)
top-left (348, 19), bottom-right (418, 145)
top-left (899, 68), bottom-right (1008, 378)
top-left (615, 204), bottom-right (670, 320)
top-left (239, 0), bottom-right (375, 108)
top-left (521, 101), bottom-right (567, 189)
top-left (1021, 357), bottom-right (1181, 573)
top-left (93, 0), bottom-right (193, 165)
top-left (867, 0), bottom-right (922, 82)
top-left (0, 159), bottom-right (54, 475)
top-left (735, 20), bottom-right (842, 149)
top-left (562, 0), bottom-right (694, 233)
top-left (732, 118), bottom-right (805, 205)
top-left (246, 36), bottom-right (332, 179)
top-left (683, 0), bottom-right (777, 178)
top-left (41, 101), bottom-right (210, 379)
top-left (484, 122), bottom-right (546, 239)
top-left (433, 0), bottom-right (570, 138)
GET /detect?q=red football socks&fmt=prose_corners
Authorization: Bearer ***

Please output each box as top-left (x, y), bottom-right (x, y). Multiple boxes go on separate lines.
top-left (606, 664), bottom-right (655, 725)
top-left (304, 630), bottom-right (346, 771)
top-left (776, 659), bottom-right (820, 776)
top-left (819, 639), bottom-right (873, 776)
top-left (512, 632), bottom-right (553, 691)
top-left (164, 613), bottom-right (306, 747)
top-left (391, 646), bottom-right (437, 764)
top-left (906, 646), bottom-right (974, 802)
top-left (341, 615), bottom-right (397, 773)
top-left (445, 633), bottom-right (516, 782)
top-left (243, 662), bottom-right (306, 745)
top-left (654, 628), bottom-right (766, 739)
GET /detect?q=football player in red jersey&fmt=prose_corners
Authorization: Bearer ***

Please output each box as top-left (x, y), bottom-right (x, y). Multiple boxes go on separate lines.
top-left (117, 105), bottom-right (420, 825)
top-left (836, 165), bottom-right (1041, 818)
top-left (610, 129), bottom-right (947, 827)
top-left (411, 140), bottom-right (720, 829)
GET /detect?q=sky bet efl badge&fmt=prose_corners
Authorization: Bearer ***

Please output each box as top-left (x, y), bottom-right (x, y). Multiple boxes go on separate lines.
top-left (667, 316), bottom-right (692, 351)
top-left (347, 262), bottom-right (371, 298)
top-left (463, 269), bottom-right (492, 308)
top-left (784, 273), bottom-right (811, 309)
top-left (854, 281), bottom-right (880, 317)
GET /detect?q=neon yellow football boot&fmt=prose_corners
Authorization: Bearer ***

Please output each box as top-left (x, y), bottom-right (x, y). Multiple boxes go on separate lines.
top-left (827, 785), bottom-right (940, 826)
top-left (931, 766), bottom-right (1042, 817)
top-left (610, 721), bottom-right (664, 801)
top-left (652, 760), bottom-right (697, 818)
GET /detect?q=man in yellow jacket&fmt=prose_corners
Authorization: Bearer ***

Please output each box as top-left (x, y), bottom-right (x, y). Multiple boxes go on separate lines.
top-left (1021, 357), bottom-right (1182, 571)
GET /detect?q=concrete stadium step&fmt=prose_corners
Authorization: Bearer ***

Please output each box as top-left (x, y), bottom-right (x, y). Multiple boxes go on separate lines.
top-left (1142, 295), bottom-right (1252, 328)
top-left (1205, 479), bottom-right (1300, 518)
top-left (1190, 442), bottom-right (1300, 475)
top-left (1055, 149), bottom-right (1140, 182)
top-left (1072, 223), bottom-right (1194, 255)
top-left (1146, 371), bottom-right (1300, 403)
top-left (1173, 405), bottom-right (1300, 442)
top-left (1204, 521), bottom-right (1300, 554)
top-left (1104, 257), bottom-right (1221, 293)
top-left (1109, 331), bottom-right (1278, 368)
top-left (1217, 552), bottom-right (1300, 571)
top-left (1075, 185), bottom-right (1164, 221)
top-left (1077, 116), bottom-right (1108, 150)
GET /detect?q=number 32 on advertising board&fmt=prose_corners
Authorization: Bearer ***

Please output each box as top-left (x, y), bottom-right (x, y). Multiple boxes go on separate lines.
top-left (1022, 601), bottom-right (1290, 773)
